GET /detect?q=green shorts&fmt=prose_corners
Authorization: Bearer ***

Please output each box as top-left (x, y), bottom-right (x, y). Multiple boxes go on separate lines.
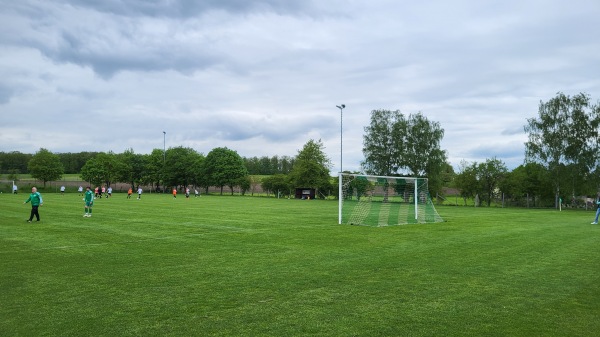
top-left (85, 201), bottom-right (93, 207)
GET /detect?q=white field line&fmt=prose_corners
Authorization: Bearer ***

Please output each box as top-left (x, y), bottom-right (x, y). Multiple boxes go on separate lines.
top-left (0, 224), bottom-right (266, 253)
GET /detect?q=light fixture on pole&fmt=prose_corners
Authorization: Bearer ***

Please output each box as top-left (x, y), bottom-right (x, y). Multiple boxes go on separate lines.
top-left (336, 104), bottom-right (345, 173)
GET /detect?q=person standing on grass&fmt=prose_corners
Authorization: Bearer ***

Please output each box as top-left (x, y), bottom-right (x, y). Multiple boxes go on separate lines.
top-left (592, 193), bottom-right (600, 224)
top-left (84, 186), bottom-right (94, 217)
top-left (13, 184), bottom-right (17, 194)
top-left (24, 187), bottom-right (43, 223)
top-left (107, 186), bottom-right (112, 198)
top-left (194, 188), bottom-right (199, 198)
top-left (60, 185), bottom-right (65, 195)
top-left (78, 186), bottom-right (83, 196)
top-left (185, 187), bottom-right (190, 199)
top-left (127, 187), bottom-right (132, 199)
top-left (137, 186), bottom-right (143, 199)
top-left (172, 187), bottom-right (177, 198)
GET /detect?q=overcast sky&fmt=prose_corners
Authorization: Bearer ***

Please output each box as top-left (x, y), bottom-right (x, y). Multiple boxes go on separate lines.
top-left (1, 0), bottom-right (599, 173)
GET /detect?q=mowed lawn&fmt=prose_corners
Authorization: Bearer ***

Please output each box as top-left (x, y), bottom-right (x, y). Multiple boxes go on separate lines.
top-left (1, 192), bottom-right (600, 336)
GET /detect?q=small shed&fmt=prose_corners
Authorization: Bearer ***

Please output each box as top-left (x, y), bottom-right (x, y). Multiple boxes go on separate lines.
top-left (295, 188), bottom-right (315, 200)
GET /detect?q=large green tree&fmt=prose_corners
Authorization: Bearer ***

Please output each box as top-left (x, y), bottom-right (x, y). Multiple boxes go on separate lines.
top-left (143, 149), bottom-right (166, 191)
top-left (28, 148), bottom-right (64, 187)
top-left (203, 147), bottom-right (248, 195)
top-left (80, 152), bottom-right (118, 188)
top-left (190, 154), bottom-right (206, 190)
top-left (403, 112), bottom-right (447, 177)
top-left (403, 112), bottom-right (448, 196)
top-left (362, 109), bottom-right (447, 196)
top-left (525, 92), bottom-right (600, 206)
top-left (288, 139), bottom-right (332, 197)
top-left (362, 109), bottom-right (404, 175)
top-left (477, 157), bottom-right (508, 207)
top-left (454, 160), bottom-right (479, 206)
top-left (163, 146), bottom-right (203, 190)
top-left (114, 149), bottom-right (145, 189)
top-left (502, 163), bottom-right (552, 207)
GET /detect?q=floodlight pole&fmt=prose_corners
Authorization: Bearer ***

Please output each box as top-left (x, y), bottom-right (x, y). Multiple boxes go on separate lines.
top-left (336, 104), bottom-right (345, 173)
top-left (337, 104), bottom-right (345, 225)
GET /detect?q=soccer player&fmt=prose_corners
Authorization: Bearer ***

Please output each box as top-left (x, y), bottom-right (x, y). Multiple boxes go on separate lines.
top-left (24, 187), bottom-right (43, 222)
top-left (185, 187), bottom-right (190, 199)
top-left (137, 187), bottom-right (143, 199)
top-left (172, 187), bottom-right (177, 198)
top-left (127, 187), bottom-right (132, 199)
top-left (107, 186), bottom-right (112, 198)
top-left (194, 189), bottom-right (199, 197)
top-left (60, 185), bottom-right (65, 195)
top-left (78, 186), bottom-right (83, 196)
top-left (591, 193), bottom-right (600, 224)
top-left (84, 186), bottom-right (94, 217)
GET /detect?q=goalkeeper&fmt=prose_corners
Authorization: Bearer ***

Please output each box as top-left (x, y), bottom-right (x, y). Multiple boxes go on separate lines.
top-left (592, 194), bottom-right (600, 224)
top-left (83, 186), bottom-right (94, 218)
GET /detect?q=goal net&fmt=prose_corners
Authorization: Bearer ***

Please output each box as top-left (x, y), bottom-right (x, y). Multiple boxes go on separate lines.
top-left (338, 173), bottom-right (444, 226)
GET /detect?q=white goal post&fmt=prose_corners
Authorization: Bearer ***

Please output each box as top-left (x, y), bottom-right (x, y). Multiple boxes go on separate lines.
top-left (338, 173), bottom-right (444, 226)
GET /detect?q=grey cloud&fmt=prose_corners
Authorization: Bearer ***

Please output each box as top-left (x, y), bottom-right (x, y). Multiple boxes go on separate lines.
top-left (467, 142), bottom-right (524, 162)
top-left (7, 1), bottom-right (291, 79)
top-left (57, 0), bottom-right (316, 18)
top-left (501, 126), bottom-right (525, 136)
top-left (45, 29), bottom-right (221, 79)
top-left (2, 1), bottom-right (334, 80)
top-left (194, 112), bottom-right (336, 143)
top-left (0, 83), bottom-right (16, 104)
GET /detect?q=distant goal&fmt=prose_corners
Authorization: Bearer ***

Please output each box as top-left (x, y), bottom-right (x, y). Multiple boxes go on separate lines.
top-left (338, 173), bottom-right (444, 226)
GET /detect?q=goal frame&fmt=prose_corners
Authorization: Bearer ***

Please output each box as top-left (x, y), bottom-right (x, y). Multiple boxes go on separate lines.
top-left (338, 173), bottom-right (441, 226)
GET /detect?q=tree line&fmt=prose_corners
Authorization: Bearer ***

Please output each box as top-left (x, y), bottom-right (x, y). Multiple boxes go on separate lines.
top-left (354, 92), bottom-right (600, 207)
top-left (2, 140), bottom-right (331, 198)
top-left (454, 92), bottom-right (600, 208)
top-left (0, 151), bottom-right (295, 177)
top-left (3, 92), bottom-right (598, 206)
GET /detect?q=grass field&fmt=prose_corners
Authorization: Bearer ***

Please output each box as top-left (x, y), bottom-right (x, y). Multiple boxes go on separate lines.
top-left (2, 192), bottom-right (600, 336)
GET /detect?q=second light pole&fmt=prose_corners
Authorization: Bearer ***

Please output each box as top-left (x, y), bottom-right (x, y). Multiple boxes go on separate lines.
top-left (336, 104), bottom-right (345, 173)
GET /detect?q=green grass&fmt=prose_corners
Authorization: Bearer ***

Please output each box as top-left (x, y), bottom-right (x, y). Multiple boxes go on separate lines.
top-left (1, 193), bottom-right (600, 336)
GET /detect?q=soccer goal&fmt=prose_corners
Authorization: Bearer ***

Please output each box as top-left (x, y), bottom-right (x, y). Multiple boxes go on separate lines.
top-left (338, 173), bottom-right (444, 226)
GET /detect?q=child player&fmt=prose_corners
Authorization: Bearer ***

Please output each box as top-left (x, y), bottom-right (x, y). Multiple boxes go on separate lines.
top-left (84, 186), bottom-right (94, 217)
